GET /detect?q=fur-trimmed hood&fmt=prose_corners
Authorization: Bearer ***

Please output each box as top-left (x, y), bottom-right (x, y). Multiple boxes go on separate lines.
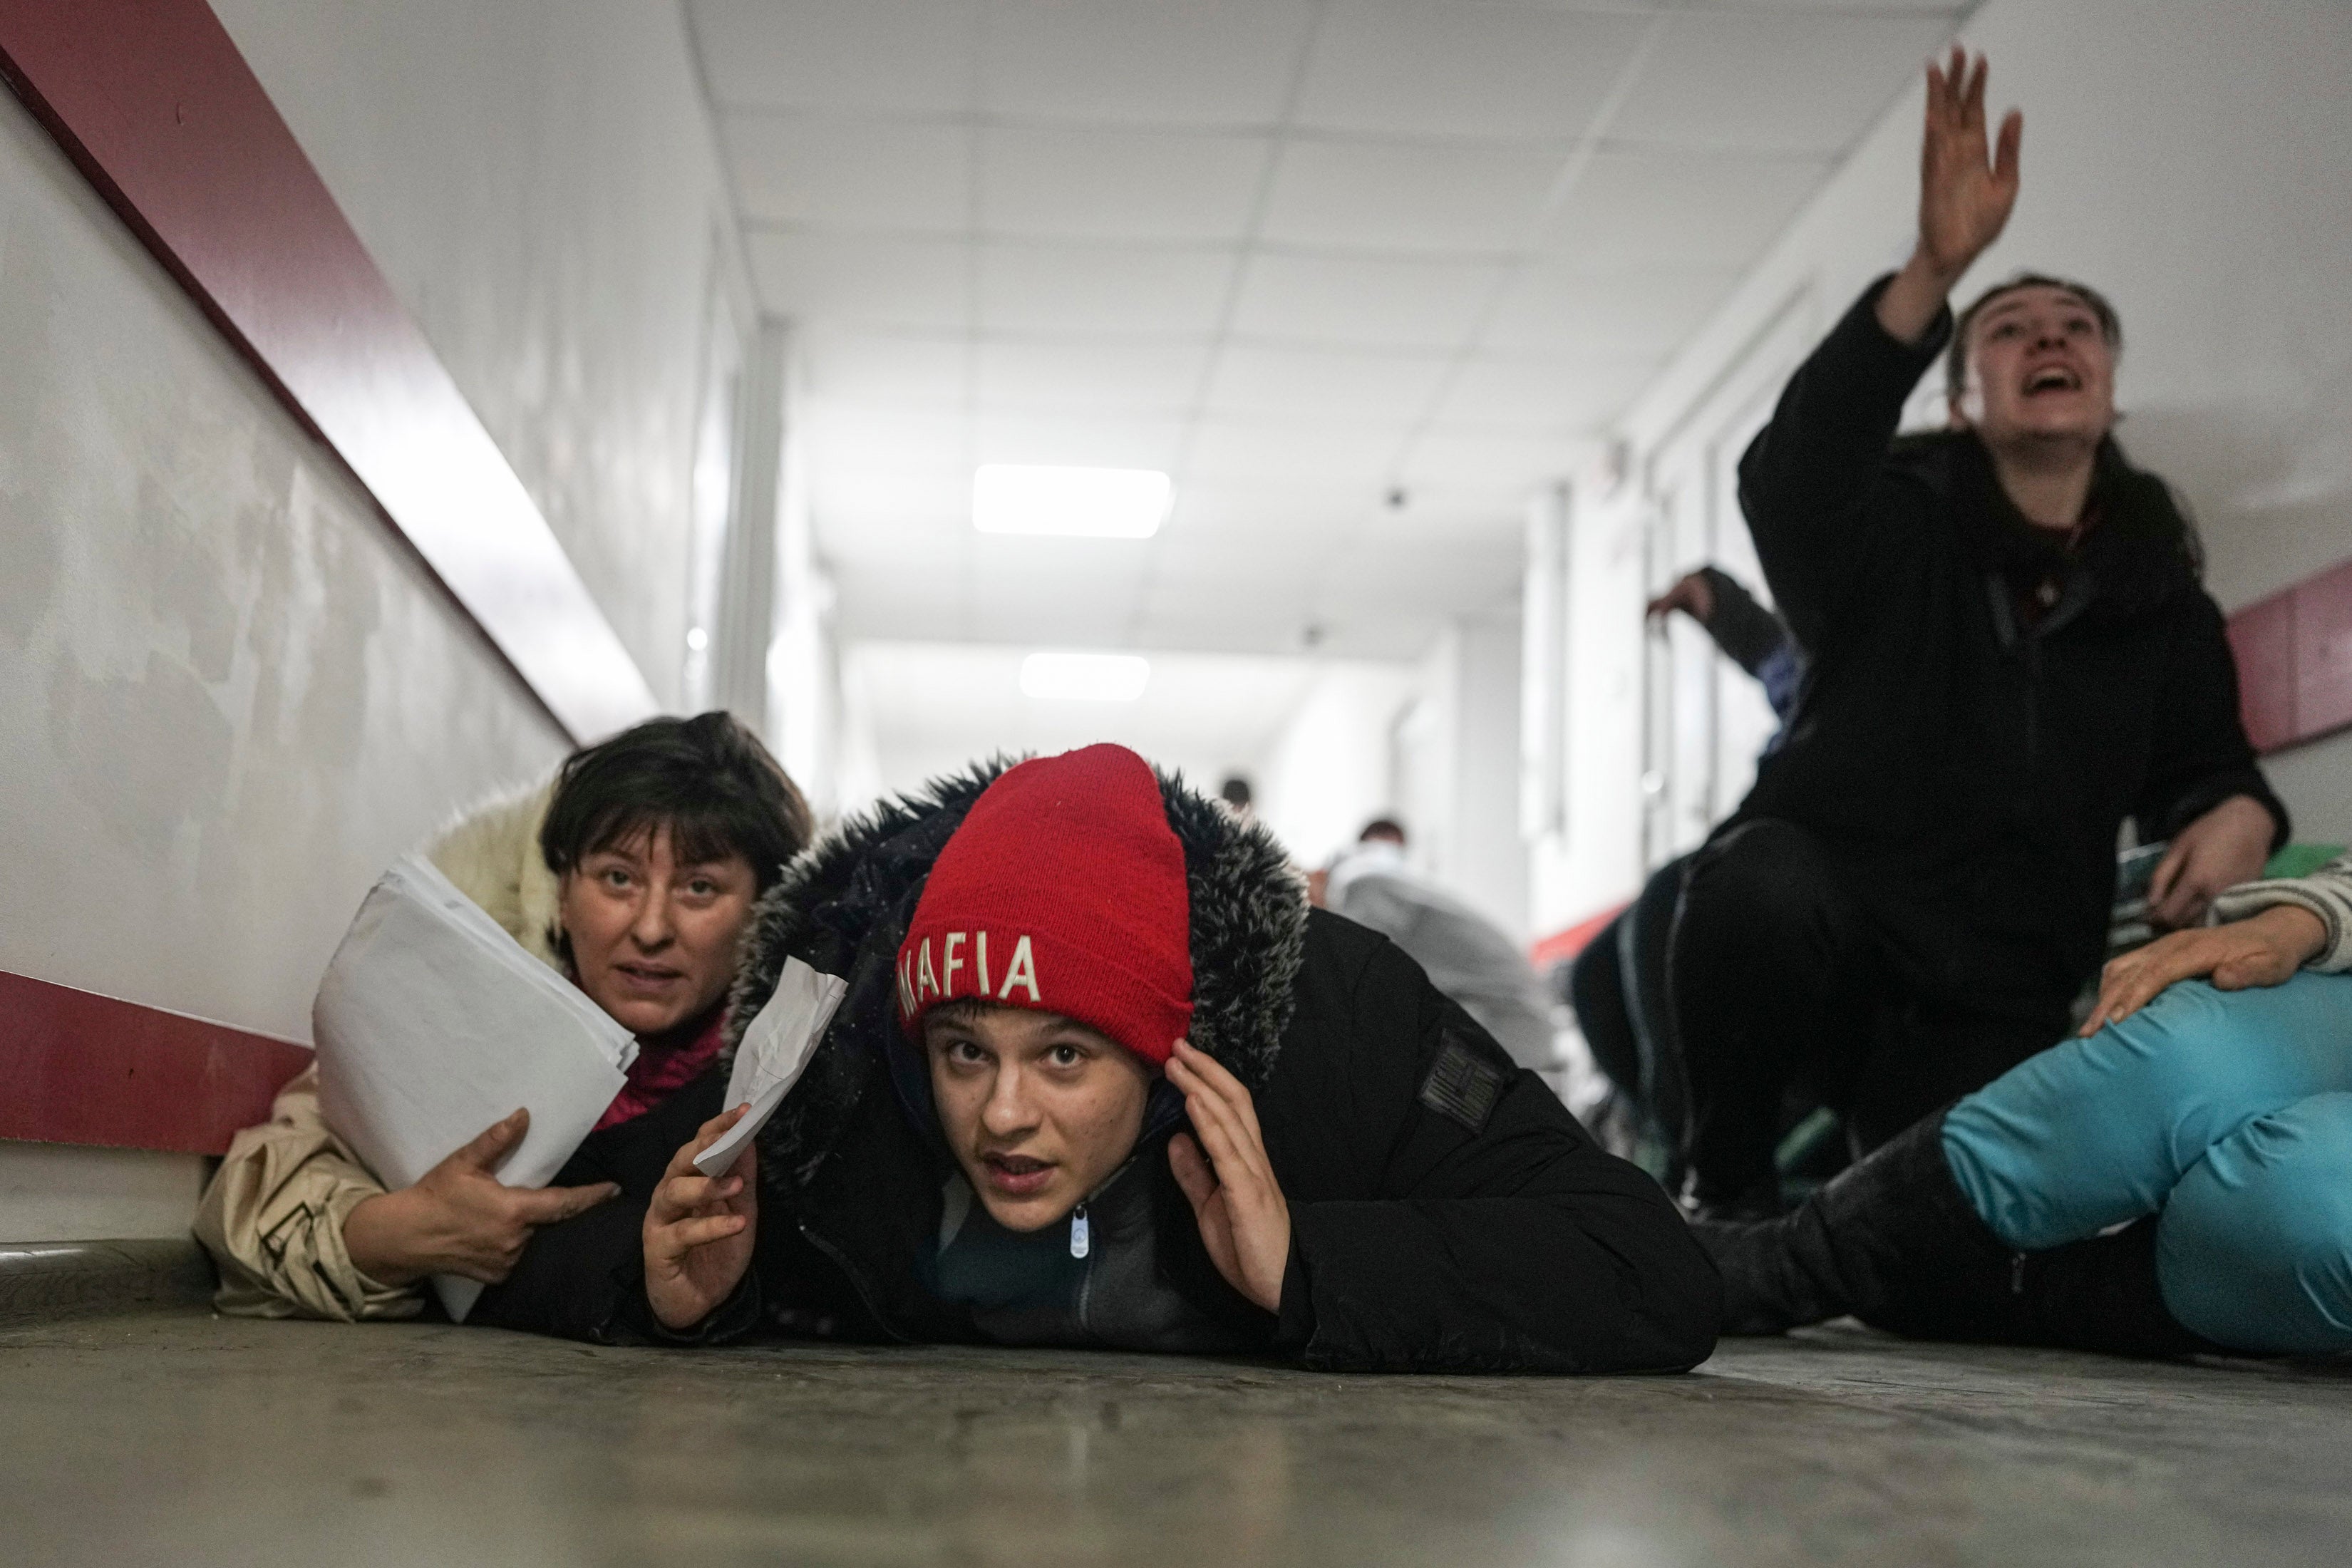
top-left (721, 758), bottom-right (1309, 1192)
top-left (425, 778), bottom-right (564, 970)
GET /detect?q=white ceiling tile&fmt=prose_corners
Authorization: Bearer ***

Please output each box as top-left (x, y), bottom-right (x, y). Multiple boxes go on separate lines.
top-left (1398, 425), bottom-right (1579, 492)
top-left (1140, 551), bottom-right (1320, 597)
top-left (805, 405), bottom-right (971, 472)
top-left (1542, 148), bottom-right (1828, 270)
top-left (691, 0), bottom-right (979, 115)
top-left (1610, 12), bottom-right (1958, 155)
top-left (979, 0), bottom-right (1319, 127)
top-left (1183, 418), bottom-right (1411, 489)
top-left (1296, 2), bottom-right (1650, 141)
top-left (817, 510), bottom-right (968, 566)
top-left (1482, 264), bottom-right (1738, 360)
top-left (964, 594), bottom-right (1140, 647)
top-left (802, 331), bottom-right (967, 408)
top-left (834, 572), bottom-right (974, 642)
top-left (1203, 344), bottom-right (1453, 421)
top-left (723, 113), bottom-right (971, 230)
top-left (1170, 482), bottom-right (1373, 542)
top-left (981, 125), bottom-right (1269, 242)
top-left (978, 242), bottom-right (1236, 336)
top-left (975, 339), bottom-right (1209, 413)
top-left (1432, 356), bottom-right (1656, 432)
top-left (972, 411), bottom-right (1188, 470)
top-left (1317, 540), bottom-right (1522, 618)
top-left (808, 467), bottom-right (965, 527)
top-left (748, 231), bottom-right (969, 329)
top-left (1229, 252), bottom-right (1506, 349)
top-left (1259, 139), bottom-right (1562, 253)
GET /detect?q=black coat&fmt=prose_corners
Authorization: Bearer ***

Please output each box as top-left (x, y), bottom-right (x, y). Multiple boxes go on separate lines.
top-left (1732, 279), bottom-right (2285, 1013)
top-left (480, 765), bottom-right (1721, 1374)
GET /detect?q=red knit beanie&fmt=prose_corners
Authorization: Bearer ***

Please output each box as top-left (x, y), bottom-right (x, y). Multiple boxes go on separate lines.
top-left (897, 744), bottom-right (1194, 1066)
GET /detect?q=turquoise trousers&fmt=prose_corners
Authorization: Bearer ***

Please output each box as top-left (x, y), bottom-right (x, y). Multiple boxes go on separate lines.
top-left (1942, 970), bottom-right (2352, 1355)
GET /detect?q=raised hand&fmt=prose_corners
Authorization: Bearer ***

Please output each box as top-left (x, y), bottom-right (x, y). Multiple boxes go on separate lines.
top-left (1917, 46), bottom-right (2021, 281)
top-left (644, 1104), bottom-right (759, 1331)
top-left (1165, 1038), bottom-right (1289, 1314)
top-left (343, 1107), bottom-right (620, 1286)
top-left (1877, 47), bottom-right (2023, 345)
top-left (2080, 903), bottom-right (2326, 1035)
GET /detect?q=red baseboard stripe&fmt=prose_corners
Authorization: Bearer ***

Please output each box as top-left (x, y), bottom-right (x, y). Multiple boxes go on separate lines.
top-left (1529, 900), bottom-right (1629, 972)
top-left (2228, 558), bottom-right (2352, 755)
top-left (0, 971), bottom-right (309, 1155)
top-left (0, 0), bottom-right (654, 743)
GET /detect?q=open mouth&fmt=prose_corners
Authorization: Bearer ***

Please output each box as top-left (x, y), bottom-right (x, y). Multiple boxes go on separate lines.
top-left (981, 1152), bottom-right (1057, 1197)
top-left (615, 962), bottom-right (685, 988)
top-left (2021, 365), bottom-right (2082, 397)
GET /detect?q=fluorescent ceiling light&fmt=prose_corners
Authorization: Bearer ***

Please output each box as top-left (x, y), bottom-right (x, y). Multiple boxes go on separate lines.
top-left (1020, 651), bottom-right (1150, 703)
top-left (973, 464), bottom-right (1170, 538)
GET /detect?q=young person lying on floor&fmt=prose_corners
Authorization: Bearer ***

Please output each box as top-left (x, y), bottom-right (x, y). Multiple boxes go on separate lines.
top-left (487, 744), bottom-right (1720, 1373)
top-left (195, 713), bottom-right (812, 1321)
top-left (1700, 853), bottom-right (2352, 1358)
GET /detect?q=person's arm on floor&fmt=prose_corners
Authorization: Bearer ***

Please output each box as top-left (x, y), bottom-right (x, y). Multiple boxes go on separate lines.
top-left (1737, 50), bottom-right (2016, 650)
top-left (194, 1064), bottom-right (423, 1322)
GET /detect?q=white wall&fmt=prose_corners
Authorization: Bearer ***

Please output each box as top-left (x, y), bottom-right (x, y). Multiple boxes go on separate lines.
top-left (211, 0), bottom-right (753, 717)
top-left (1537, 0), bottom-right (2352, 932)
top-left (0, 86), bottom-right (565, 1238)
top-left (1255, 664), bottom-right (1420, 873)
top-left (1394, 614), bottom-right (1531, 939)
top-left (0, 2), bottom-right (764, 1242)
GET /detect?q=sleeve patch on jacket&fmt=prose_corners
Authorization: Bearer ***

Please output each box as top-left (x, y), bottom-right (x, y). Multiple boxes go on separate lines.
top-left (1419, 1030), bottom-right (1505, 1134)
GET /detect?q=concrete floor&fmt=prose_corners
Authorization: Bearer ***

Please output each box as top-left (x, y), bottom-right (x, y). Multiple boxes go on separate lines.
top-left (3, 1309), bottom-right (2346, 1567)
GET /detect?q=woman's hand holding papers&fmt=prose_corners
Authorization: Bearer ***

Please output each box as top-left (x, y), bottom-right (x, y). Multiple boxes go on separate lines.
top-left (645, 1104), bottom-right (759, 1331)
top-left (344, 1108), bottom-right (621, 1286)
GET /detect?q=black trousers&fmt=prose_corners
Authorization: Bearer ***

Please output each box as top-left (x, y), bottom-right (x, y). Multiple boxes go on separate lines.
top-left (1667, 818), bottom-right (2069, 1206)
top-left (1569, 853), bottom-right (1691, 1172)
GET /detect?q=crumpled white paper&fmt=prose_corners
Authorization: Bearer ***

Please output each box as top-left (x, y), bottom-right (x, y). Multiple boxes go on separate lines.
top-left (692, 955), bottom-right (848, 1177)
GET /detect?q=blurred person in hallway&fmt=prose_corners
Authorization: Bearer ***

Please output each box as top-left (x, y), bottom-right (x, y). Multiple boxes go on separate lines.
top-left (1701, 853), bottom-right (2352, 1360)
top-left (1319, 817), bottom-right (1560, 1071)
top-left (1669, 48), bottom-right (2284, 1220)
top-left (195, 713), bottom-right (812, 1321)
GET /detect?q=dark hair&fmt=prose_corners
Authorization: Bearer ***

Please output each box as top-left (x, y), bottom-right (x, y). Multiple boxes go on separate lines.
top-left (1946, 272), bottom-right (2124, 396)
top-left (1359, 817), bottom-right (1407, 845)
top-left (540, 712), bottom-right (813, 892)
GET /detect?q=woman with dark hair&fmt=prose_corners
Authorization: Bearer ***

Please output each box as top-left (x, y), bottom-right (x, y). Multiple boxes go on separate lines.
top-left (196, 712), bottom-right (812, 1321)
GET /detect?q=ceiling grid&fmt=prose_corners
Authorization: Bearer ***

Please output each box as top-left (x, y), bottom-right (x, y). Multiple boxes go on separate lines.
top-left (690, 0), bottom-right (1972, 665)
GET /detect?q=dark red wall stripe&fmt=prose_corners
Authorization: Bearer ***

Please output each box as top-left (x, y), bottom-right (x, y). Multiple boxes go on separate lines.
top-left (0, 0), bottom-right (654, 742)
top-left (0, 971), bottom-right (309, 1155)
top-left (2228, 559), bottom-right (2352, 756)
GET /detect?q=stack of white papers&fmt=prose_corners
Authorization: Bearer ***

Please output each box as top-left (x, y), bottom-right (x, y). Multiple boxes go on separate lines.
top-left (692, 956), bottom-right (848, 1177)
top-left (313, 854), bottom-right (639, 1322)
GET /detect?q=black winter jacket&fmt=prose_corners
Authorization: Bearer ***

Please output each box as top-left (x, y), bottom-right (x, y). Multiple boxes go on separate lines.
top-left (1731, 279), bottom-right (2285, 1014)
top-left (480, 764), bottom-right (1720, 1373)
